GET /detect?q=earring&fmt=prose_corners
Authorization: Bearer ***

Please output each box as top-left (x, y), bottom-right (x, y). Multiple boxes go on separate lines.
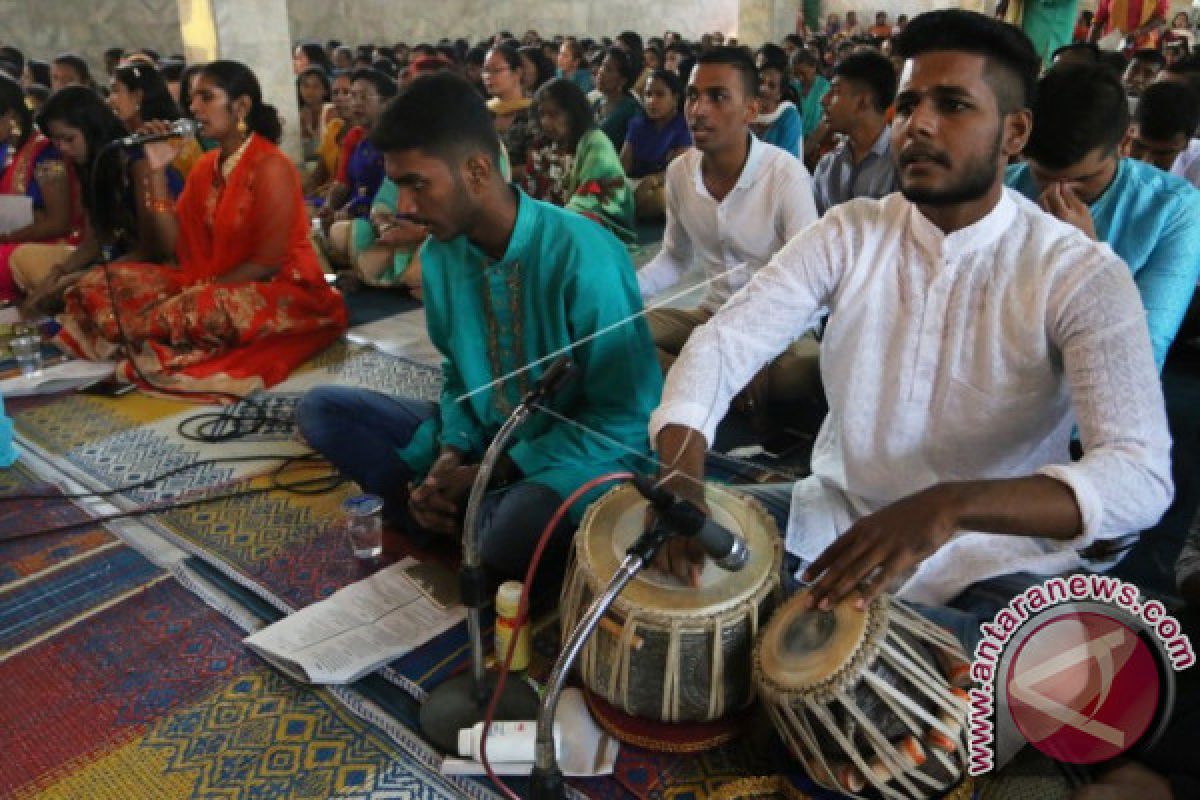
top-left (237, 117), bottom-right (247, 135)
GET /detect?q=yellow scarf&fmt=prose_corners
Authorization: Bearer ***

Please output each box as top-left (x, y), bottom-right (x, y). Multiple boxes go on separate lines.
top-left (487, 96), bottom-right (532, 116)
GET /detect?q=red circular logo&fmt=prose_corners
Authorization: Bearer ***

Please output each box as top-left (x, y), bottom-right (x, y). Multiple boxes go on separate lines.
top-left (1005, 611), bottom-right (1160, 765)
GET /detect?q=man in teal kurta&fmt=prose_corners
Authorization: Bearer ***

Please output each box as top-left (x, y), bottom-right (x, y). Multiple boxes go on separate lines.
top-left (297, 73), bottom-right (662, 586)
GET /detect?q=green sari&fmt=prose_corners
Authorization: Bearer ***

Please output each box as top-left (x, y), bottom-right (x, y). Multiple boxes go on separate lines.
top-left (526, 128), bottom-right (636, 246)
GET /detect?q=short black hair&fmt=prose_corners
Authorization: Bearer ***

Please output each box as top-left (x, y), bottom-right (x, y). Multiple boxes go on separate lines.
top-left (0, 46), bottom-right (25, 76)
top-left (1051, 41), bottom-right (1099, 63)
top-left (790, 48), bottom-right (819, 68)
top-left (350, 67), bottom-right (398, 99)
top-left (53, 53), bottom-right (92, 84)
top-left (0, 75), bottom-right (31, 148)
top-left (1130, 48), bottom-right (1166, 69)
top-left (1135, 81), bottom-right (1200, 141)
top-left (1098, 51), bottom-right (1129, 79)
top-left (1162, 54), bottom-right (1200, 98)
top-left (694, 46), bottom-right (759, 98)
top-left (1025, 63), bottom-right (1128, 168)
top-left (371, 72), bottom-right (501, 167)
top-left (892, 10), bottom-right (1040, 114)
top-left (756, 43), bottom-right (789, 73)
top-left (833, 50), bottom-right (897, 113)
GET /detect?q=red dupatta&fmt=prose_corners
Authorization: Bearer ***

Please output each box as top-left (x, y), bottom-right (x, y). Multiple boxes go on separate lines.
top-left (174, 133), bottom-right (325, 287)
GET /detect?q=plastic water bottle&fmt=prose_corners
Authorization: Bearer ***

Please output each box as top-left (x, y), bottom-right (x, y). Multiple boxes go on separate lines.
top-left (0, 392), bottom-right (15, 467)
top-left (342, 494), bottom-right (384, 559)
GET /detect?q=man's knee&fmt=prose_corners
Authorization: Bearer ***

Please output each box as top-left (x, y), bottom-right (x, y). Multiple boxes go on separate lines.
top-left (295, 386), bottom-right (363, 447)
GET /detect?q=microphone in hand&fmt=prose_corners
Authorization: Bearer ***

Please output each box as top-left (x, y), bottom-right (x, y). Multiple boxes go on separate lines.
top-left (117, 118), bottom-right (199, 148)
top-left (632, 475), bottom-right (749, 572)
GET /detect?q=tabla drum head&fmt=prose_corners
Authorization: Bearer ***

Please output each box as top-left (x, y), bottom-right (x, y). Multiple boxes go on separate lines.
top-left (757, 589), bottom-right (886, 695)
top-left (576, 482), bottom-right (781, 618)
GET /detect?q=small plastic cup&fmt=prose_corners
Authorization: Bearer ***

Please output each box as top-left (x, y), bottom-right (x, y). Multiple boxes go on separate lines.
top-left (9, 335), bottom-right (42, 377)
top-left (342, 493), bottom-right (384, 560)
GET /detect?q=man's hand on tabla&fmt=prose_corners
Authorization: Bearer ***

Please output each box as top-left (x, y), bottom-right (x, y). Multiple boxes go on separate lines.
top-left (802, 484), bottom-right (960, 611)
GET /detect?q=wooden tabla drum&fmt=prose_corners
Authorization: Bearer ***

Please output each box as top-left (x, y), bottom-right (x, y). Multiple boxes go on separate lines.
top-left (755, 590), bottom-right (973, 799)
top-left (562, 482), bottom-right (783, 728)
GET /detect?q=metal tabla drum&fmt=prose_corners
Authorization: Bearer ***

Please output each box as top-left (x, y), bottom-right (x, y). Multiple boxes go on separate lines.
top-left (754, 589), bottom-right (973, 799)
top-left (561, 482), bottom-right (783, 725)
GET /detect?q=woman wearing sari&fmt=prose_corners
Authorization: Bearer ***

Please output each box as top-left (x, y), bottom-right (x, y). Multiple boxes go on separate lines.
top-left (304, 70), bottom-right (352, 199)
top-left (525, 78), bottom-right (635, 245)
top-left (483, 44), bottom-right (535, 182)
top-left (56, 60), bottom-right (347, 397)
top-left (0, 74), bottom-right (82, 302)
top-left (12, 87), bottom-right (181, 315)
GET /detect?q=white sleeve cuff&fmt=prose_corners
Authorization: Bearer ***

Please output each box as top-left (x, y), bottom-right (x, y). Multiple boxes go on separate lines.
top-left (649, 400), bottom-right (722, 451)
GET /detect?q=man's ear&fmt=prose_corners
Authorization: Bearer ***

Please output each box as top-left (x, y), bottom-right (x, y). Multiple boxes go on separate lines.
top-left (1119, 125), bottom-right (1136, 158)
top-left (1003, 108), bottom-right (1033, 158)
top-left (744, 93), bottom-right (761, 123)
top-left (463, 151), bottom-right (493, 191)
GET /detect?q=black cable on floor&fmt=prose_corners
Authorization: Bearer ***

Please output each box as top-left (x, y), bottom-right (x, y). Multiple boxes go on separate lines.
top-left (0, 453), bottom-right (321, 502)
top-left (0, 456), bottom-right (347, 543)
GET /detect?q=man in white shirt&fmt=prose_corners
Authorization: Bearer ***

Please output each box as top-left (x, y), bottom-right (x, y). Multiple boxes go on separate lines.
top-left (637, 47), bottom-right (819, 420)
top-left (647, 11), bottom-right (1173, 651)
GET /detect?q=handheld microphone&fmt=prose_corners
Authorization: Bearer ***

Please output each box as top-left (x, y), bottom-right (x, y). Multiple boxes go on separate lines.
top-left (522, 355), bottom-right (577, 405)
top-left (116, 118), bottom-right (199, 148)
top-left (631, 475), bottom-right (749, 571)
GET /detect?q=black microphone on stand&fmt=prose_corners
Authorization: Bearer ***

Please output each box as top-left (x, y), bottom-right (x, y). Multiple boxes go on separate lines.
top-left (116, 118), bottom-right (199, 148)
top-left (632, 474), bottom-right (749, 571)
top-left (418, 354), bottom-right (579, 756)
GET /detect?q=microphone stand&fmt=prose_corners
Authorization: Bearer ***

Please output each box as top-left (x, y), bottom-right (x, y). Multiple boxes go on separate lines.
top-left (530, 520), bottom-right (674, 799)
top-left (419, 357), bottom-right (576, 755)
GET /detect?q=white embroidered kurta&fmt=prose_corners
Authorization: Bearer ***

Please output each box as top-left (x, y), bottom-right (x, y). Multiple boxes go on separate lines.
top-left (636, 135), bottom-right (818, 312)
top-left (650, 189), bottom-right (1174, 605)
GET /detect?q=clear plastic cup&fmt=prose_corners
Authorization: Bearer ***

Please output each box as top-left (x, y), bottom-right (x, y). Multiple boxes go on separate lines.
top-left (9, 335), bottom-right (42, 377)
top-left (342, 494), bottom-right (384, 560)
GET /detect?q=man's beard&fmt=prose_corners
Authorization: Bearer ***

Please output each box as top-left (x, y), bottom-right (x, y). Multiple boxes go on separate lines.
top-left (899, 128), bottom-right (1003, 207)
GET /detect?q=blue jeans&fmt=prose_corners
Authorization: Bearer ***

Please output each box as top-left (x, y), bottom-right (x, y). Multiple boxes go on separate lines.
top-left (738, 482), bottom-right (1042, 654)
top-left (295, 386), bottom-right (576, 587)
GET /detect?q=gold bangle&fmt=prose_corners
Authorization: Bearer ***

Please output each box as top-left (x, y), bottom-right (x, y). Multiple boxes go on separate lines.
top-left (145, 197), bottom-right (174, 214)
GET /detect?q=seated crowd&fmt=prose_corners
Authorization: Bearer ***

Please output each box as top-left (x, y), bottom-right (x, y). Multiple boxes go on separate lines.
top-left (3, 9), bottom-right (1200, 797)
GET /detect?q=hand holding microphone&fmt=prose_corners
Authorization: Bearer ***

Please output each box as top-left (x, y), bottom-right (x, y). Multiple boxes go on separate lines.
top-left (122, 119), bottom-right (199, 172)
top-left (633, 474), bottom-right (749, 587)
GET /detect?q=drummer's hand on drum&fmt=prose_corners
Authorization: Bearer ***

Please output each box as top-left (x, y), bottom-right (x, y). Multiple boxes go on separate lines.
top-left (802, 485), bottom-right (959, 611)
top-left (644, 470), bottom-right (710, 587)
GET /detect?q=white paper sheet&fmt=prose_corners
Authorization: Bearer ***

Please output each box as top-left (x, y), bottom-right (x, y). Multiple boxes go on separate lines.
top-left (244, 558), bottom-right (464, 684)
top-left (0, 360), bottom-right (115, 396)
top-left (0, 195), bottom-right (33, 234)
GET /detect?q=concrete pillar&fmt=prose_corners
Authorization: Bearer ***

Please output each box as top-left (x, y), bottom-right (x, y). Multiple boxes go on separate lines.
top-left (738, 0), bottom-right (776, 46)
top-left (176, 0), bottom-right (302, 163)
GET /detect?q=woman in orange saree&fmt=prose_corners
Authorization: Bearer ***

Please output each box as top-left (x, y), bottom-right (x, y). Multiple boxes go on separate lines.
top-left (56, 60), bottom-right (347, 399)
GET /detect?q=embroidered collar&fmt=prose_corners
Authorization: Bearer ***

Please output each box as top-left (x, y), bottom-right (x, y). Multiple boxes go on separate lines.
top-left (219, 134), bottom-right (254, 181)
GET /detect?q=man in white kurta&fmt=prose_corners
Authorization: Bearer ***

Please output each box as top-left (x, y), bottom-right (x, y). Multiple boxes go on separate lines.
top-left (647, 11), bottom-right (1173, 649)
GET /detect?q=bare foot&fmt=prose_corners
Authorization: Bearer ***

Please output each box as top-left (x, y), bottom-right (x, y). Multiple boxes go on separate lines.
top-left (1072, 761), bottom-right (1173, 800)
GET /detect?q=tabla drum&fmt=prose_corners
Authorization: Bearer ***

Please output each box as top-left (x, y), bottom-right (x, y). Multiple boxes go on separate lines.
top-left (562, 482), bottom-right (783, 728)
top-left (755, 589), bottom-right (972, 800)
